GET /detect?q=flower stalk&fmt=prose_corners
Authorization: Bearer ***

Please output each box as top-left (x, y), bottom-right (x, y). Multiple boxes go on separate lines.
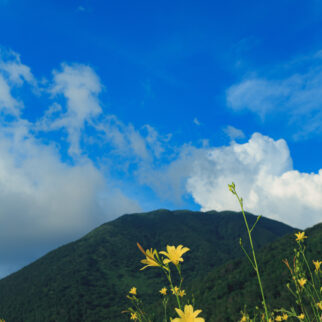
top-left (228, 182), bottom-right (270, 321)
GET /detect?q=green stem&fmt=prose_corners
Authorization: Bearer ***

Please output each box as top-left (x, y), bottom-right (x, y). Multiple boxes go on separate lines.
top-left (240, 242), bottom-right (256, 270)
top-left (163, 268), bottom-right (181, 310)
top-left (176, 264), bottom-right (184, 290)
top-left (230, 184), bottom-right (270, 322)
top-left (299, 245), bottom-right (320, 299)
top-left (162, 298), bottom-right (168, 322)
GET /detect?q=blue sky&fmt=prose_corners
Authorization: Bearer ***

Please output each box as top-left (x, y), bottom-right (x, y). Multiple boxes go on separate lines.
top-left (0, 0), bottom-right (321, 277)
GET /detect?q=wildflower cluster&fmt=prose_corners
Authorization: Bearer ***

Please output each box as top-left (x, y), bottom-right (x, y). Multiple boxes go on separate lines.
top-left (123, 243), bottom-right (205, 321)
top-left (122, 182), bottom-right (320, 321)
top-left (228, 183), bottom-right (321, 322)
top-left (278, 231), bottom-right (322, 321)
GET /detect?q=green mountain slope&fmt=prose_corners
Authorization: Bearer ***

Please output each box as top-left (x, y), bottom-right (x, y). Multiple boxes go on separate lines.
top-left (0, 210), bottom-right (297, 321)
top-left (192, 223), bottom-right (322, 321)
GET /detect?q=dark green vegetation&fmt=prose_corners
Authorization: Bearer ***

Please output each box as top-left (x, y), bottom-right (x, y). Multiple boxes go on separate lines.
top-left (0, 209), bottom-right (318, 322)
top-left (192, 222), bottom-right (322, 321)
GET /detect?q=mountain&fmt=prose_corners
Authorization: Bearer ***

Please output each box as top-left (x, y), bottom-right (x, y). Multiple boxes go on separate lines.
top-left (0, 209), bottom-right (299, 321)
top-left (192, 222), bottom-right (322, 321)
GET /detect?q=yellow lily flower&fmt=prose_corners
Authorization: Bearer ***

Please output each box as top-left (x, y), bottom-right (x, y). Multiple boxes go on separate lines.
top-left (171, 286), bottom-right (180, 295)
top-left (172, 304), bottom-right (205, 322)
top-left (160, 245), bottom-right (190, 265)
top-left (298, 278), bottom-right (307, 287)
top-left (294, 232), bottom-right (307, 242)
top-left (137, 243), bottom-right (162, 270)
top-left (240, 315), bottom-right (247, 322)
top-left (129, 287), bottom-right (137, 295)
top-left (313, 260), bottom-right (321, 272)
top-left (159, 287), bottom-right (167, 295)
top-left (130, 312), bottom-right (138, 320)
top-left (317, 301), bottom-right (322, 310)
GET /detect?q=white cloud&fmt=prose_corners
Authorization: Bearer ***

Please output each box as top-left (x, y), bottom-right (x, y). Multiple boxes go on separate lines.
top-left (0, 120), bottom-right (141, 277)
top-left (0, 55), bottom-right (143, 277)
top-left (193, 117), bottom-right (201, 126)
top-left (226, 78), bottom-right (292, 117)
top-left (0, 52), bottom-right (35, 86)
top-left (0, 50), bottom-right (36, 116)
top-left (0, 74), bottom-right (21, 115)
top-left (38, 63), bottom-right (103, 157)
top-left (95, 116), bottom-right (151, 162)
top-left (0, 47), bottom-right (321, 278)
top-left (137, 144), bottom-right (198, 203)
top-left (185, 133), bottom-right (321, 229)
top-left (95, 116), bottom-right (171, 164)
top-left (223, 125), bottom-right (245, 140)
top-left (135, 131), bottom-right (322, 229)
top-left (226, 55), bottom-right (322, 138)
top-left (143, 124), bottom-right (166, 158)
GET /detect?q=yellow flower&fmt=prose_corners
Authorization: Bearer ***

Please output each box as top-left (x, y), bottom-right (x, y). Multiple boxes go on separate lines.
top-left (160, 245), bottom-right (190, 265)
top-left (297, 313), bottom-right (305, 320)
top-left (298, 278), bottom-right (307, 287)
top-left (240, 315), bottom-right (247, 322)
top-left (130, 312), bottom-right (138, 320)
top-left (159, 287), bottom-right (167, 295)
top-left (172, 286), bottom-right (180, 295)
top-left (294, 232), bottom-right (307, 242)
top-left (282, 313), bottom-right (288, 320)
top-left (179, 289), bottom-right (186, 297)
top-left (275, 316), bottom-right (282, 321)
top-left (172, 304), bottom-right (205, 322)
top-left (129, 287), bottom-right (137, 295)
top-left (313, 260), bottom-right (322, 272)
top-left (317, 301), bottom-right (322, 310)
top-left (137, 243), bottom-right (162, 270)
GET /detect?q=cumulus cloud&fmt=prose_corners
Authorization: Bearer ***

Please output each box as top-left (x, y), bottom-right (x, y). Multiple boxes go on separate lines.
top-left (0, 121), bottom-right (141, 277)
top-left (0, 47), bottom-right (321, 278)
top-left (38, 63), bottom-right (103, 156)
top-left (185, 133), bottom-right (321, 229)
top-left (226, 55), bottom-right (322, 138)
top-left (0, 56), bottom-right (142, 278)
top-left (135, 131), bottom-right (321, 229)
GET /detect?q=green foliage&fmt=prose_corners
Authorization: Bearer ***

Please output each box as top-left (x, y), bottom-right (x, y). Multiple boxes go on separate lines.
top-left (0, 209), bottom-right (300, 321)
top-left (192, 223), bottom-right (322, 321)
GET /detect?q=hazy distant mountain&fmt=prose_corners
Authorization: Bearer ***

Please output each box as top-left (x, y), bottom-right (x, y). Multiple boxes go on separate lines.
top-left (0, 209), bottom-right (301, 321)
